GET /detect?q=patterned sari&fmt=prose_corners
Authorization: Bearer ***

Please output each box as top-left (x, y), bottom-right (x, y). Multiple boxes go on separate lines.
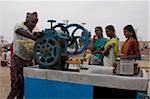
top-left (89, 38), bottom-right (108, 65)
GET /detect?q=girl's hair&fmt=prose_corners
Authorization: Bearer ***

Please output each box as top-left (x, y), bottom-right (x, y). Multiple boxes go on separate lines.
top-left (123, 25), bottom-right (137, 40)
top-left (105, 25), bottom-right (115, 33)
top-left (95, 26), bottom-right (103, 32)
top-left (105, 25), bottom-right (116, 37)
top-left (95, 26), bottom-right (103, 37)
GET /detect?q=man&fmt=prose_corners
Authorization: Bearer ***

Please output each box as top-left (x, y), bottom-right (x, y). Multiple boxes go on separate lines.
top-left (7, 12), bottom-right (39, 99)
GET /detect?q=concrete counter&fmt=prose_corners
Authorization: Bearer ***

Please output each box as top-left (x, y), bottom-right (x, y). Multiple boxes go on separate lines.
top-left (24, 65), bottom-right (149, 99)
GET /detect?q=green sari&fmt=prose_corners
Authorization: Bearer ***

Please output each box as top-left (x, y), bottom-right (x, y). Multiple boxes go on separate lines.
top-left (89, 38), bottom-right (108, 65)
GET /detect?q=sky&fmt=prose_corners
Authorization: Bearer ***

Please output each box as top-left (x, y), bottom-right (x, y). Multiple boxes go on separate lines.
top-left (0, 0), bottom-right (149, 43)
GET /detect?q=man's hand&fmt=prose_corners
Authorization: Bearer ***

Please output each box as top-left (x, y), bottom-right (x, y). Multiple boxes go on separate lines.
top-left (33, 32), bottom-right (43, 38)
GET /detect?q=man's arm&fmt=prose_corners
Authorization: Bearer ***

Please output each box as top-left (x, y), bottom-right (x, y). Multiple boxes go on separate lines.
top-left (15, 28), bottom-right (36, 40)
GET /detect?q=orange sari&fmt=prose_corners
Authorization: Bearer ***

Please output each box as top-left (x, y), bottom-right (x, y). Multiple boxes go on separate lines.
top-left (121, 37), bottom-right (141, 56)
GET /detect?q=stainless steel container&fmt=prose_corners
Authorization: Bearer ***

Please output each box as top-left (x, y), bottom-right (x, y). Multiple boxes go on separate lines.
top-left (115, 59), bottom-right (137, 76)
top-left (119, 59), bottom-right (135, 75)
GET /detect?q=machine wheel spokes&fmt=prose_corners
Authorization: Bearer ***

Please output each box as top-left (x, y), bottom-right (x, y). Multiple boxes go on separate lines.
top-left (34, 37), bottom-right (61, 67)
top-left (65, 24), bottom-right (89, 55)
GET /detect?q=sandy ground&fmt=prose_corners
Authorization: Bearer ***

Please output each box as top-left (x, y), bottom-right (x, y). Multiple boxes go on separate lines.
top-left (0, 63), bottom-right (150, 98)
top-left (0, 66), bottom-right (10, 99)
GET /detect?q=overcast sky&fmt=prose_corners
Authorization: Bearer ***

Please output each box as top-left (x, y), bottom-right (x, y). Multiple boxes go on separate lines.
top-left (0, 0), bottom-right (149, 43)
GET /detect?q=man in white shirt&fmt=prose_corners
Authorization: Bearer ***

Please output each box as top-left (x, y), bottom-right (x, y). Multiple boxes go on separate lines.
top-left (7, 12), bottom-right (39, 99)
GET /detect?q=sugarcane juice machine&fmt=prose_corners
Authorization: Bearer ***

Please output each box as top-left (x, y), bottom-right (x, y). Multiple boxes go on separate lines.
top-left (34, 20), bottom-right (89, 70)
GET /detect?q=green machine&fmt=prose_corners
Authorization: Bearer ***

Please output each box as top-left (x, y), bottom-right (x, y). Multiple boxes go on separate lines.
top-left (34, 20), bottom-right (89, 70)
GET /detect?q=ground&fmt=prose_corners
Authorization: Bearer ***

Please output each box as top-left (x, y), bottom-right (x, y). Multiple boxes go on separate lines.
top-left (0, 66), bottom-right (10, 99)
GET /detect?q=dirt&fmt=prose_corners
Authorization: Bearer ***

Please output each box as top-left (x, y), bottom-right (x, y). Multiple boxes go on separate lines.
top-left (0, 66), bottom-right (10, 99)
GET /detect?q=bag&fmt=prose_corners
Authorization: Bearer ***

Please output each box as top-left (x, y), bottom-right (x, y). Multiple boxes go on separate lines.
top-left (88, 54), bottom-right (103, 65)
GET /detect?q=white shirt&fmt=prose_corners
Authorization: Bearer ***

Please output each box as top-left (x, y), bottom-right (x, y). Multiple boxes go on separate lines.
top-left (13, 22), bottom-right (35, 60)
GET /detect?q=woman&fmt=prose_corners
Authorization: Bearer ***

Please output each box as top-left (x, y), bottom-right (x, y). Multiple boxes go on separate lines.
top-left (103, 25), bottom-right (119, 66)
top-left (89, 26), bottom-right (108, 65)
top-left (121, 25), bottom-right (141, 60)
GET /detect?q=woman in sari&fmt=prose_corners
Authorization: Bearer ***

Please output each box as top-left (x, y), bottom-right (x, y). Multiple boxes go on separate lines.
top-left (89, 26), bottom-right (108, 65)
top-left (120, 25), bottom-right (141, 60)
top-left (103, 25), bottom-right (119, 66)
